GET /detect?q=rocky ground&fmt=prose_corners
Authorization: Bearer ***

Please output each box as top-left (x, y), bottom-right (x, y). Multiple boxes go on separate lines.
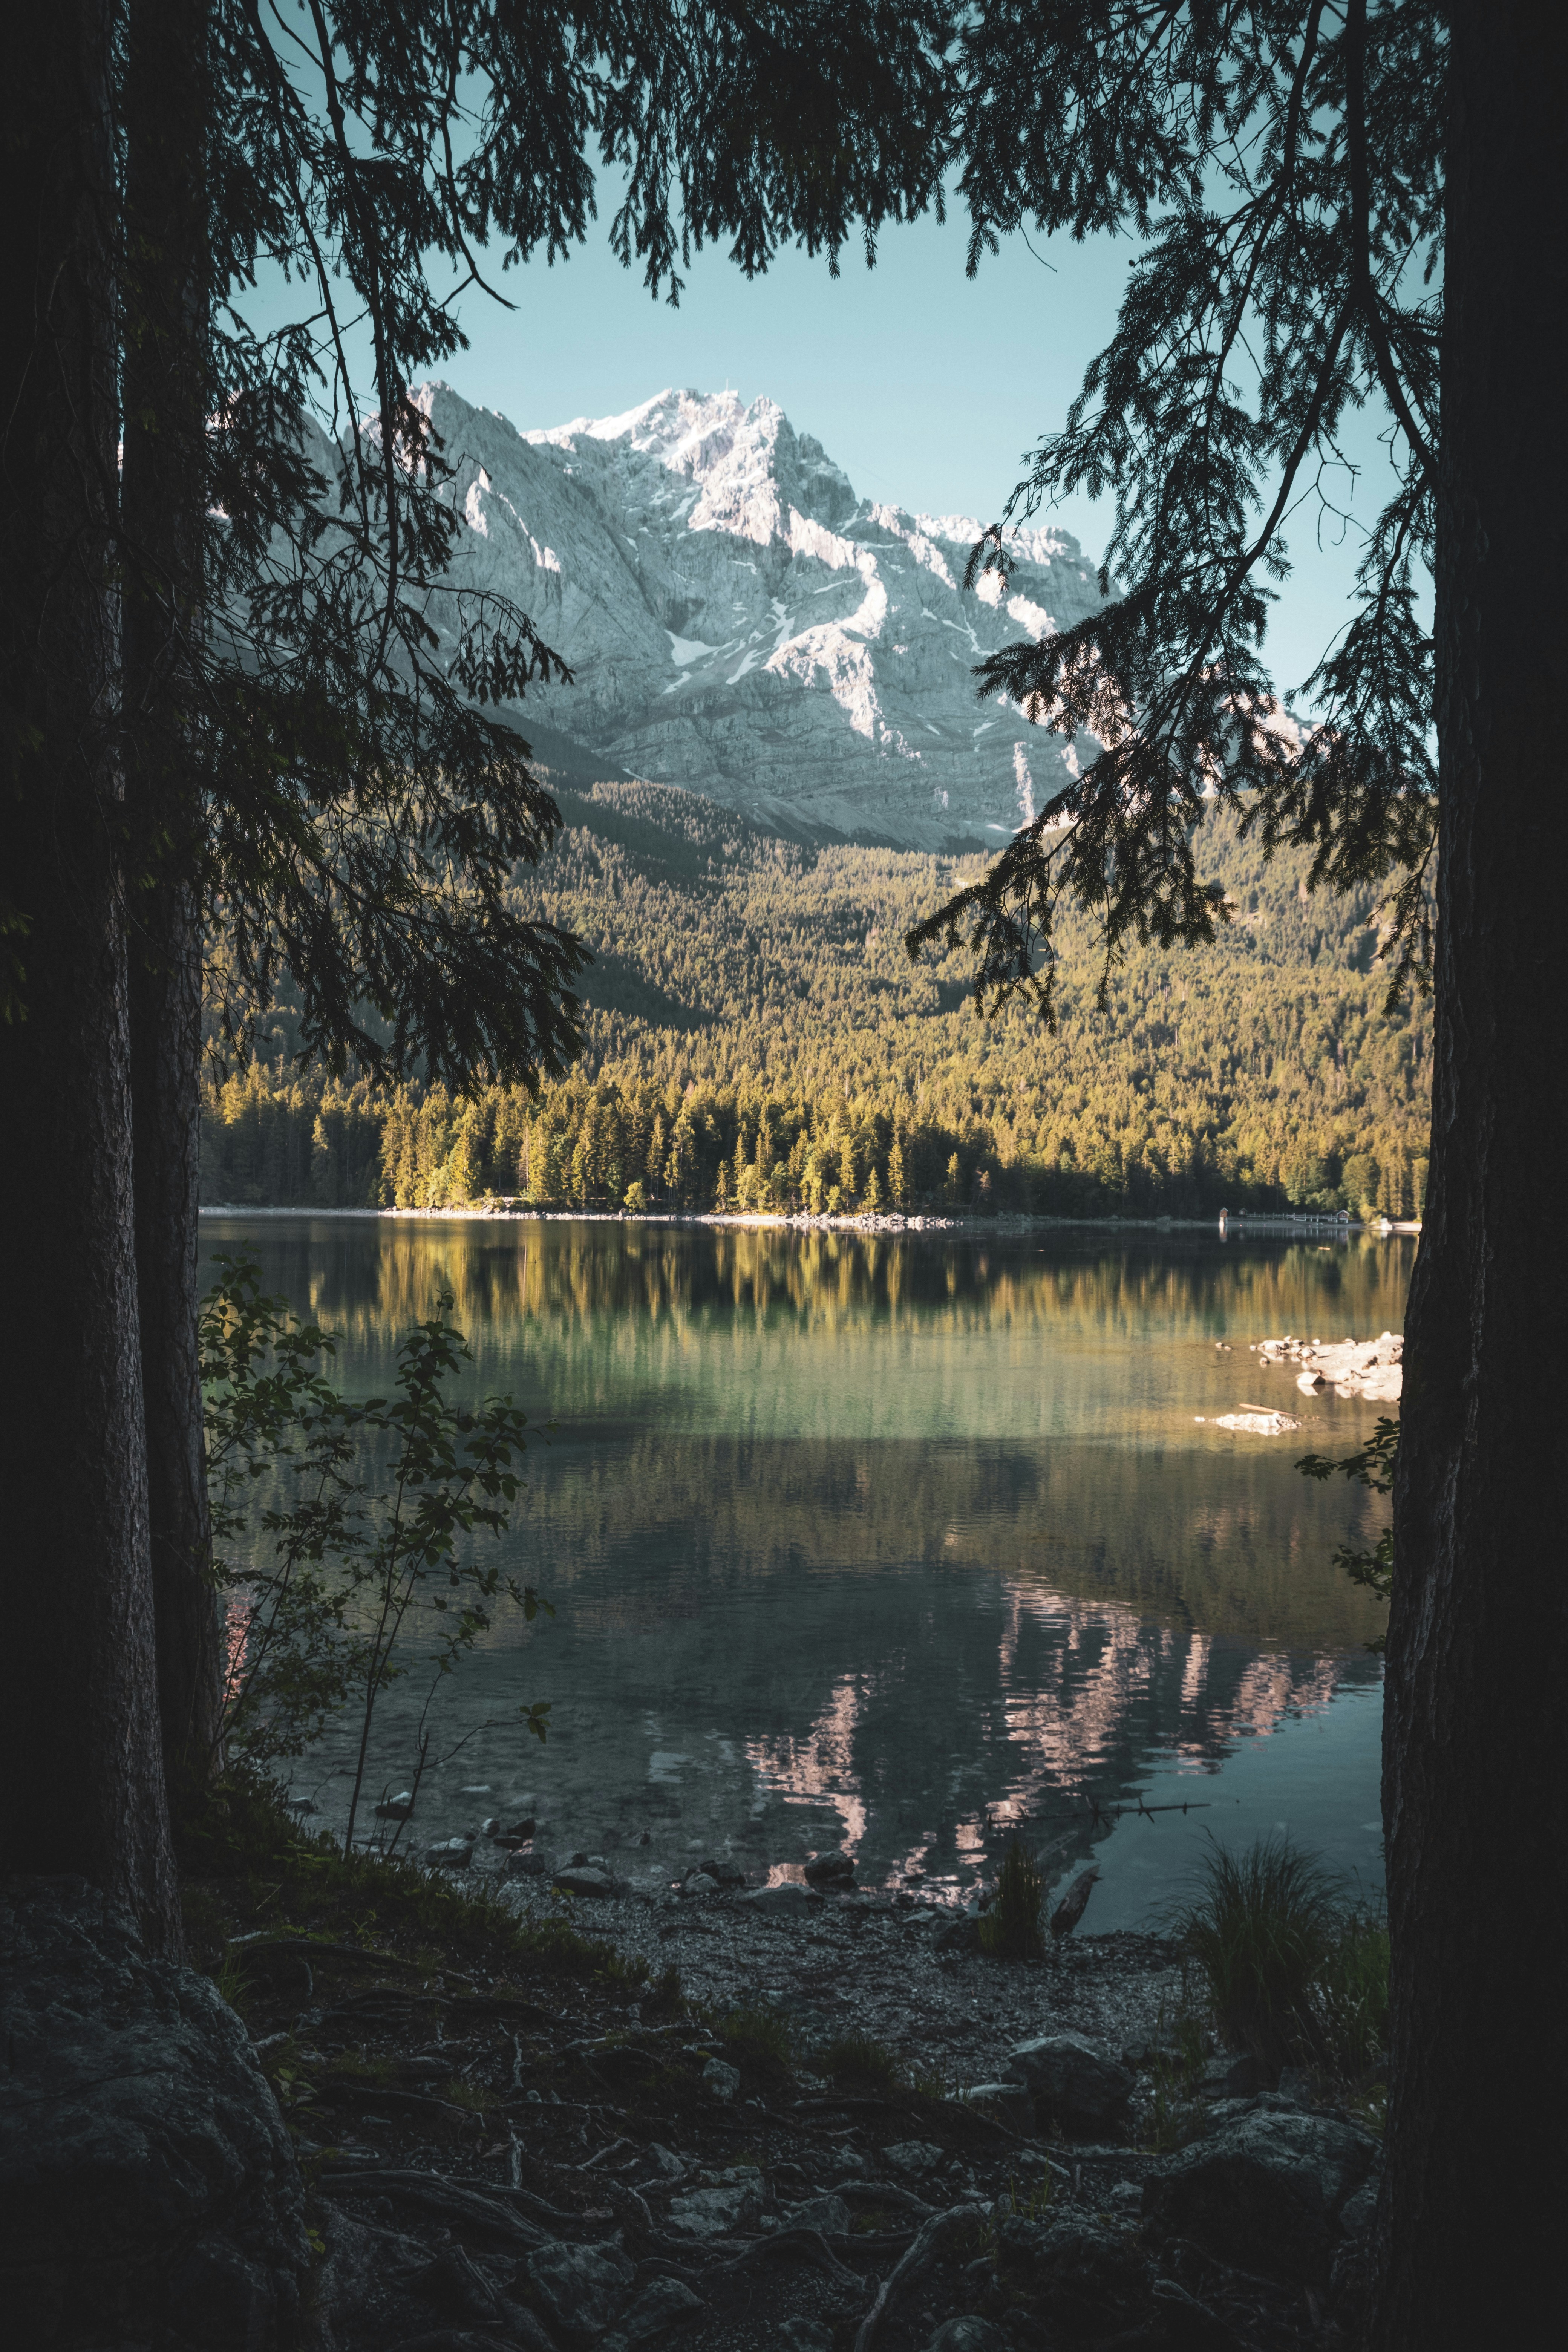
top-left (4, 1805), bottom-right (1381, 2352)
top-left (246, 1854), bottom-right (1376, 2352)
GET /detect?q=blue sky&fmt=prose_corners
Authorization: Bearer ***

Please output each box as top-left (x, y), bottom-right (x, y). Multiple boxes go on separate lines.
top-left (265, 189), bottom-right (1411, 705)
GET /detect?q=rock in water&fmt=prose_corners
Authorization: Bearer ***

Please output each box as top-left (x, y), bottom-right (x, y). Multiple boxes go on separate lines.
top-left (803, 1850), bottom-right (855, 1887)
top-left (1049, 1865), bottom-right (1100, 1940)
top-left (0, 1875), bottom-right (308, 2348)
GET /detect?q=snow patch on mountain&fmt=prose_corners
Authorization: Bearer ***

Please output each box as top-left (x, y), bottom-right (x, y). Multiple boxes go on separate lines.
top-left (415, 382), bottom-right (1105, 845)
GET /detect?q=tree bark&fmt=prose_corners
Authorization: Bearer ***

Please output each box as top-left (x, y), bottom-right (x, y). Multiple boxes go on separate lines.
top-left (0, 1), bottom-right (180, 1951)
top-left (122, 0), bottom-right (225, 1805)
top-left (1377, 2), bottom-right (1568, 2338)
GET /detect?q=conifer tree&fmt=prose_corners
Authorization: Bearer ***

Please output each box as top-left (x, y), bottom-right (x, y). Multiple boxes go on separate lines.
top-left (903, 7), bottom-right (1564, 2337)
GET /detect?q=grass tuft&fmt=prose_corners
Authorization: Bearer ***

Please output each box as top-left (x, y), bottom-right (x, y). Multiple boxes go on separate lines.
top-left (1176, 1834), bottom-right (1339, 2072)
top-left (721, 2004), bottom-right (796, 2070)
top-left (978, 1839), bottom-right (1045, 1960)
top-left (643, 1962), bottom-right (685, 2022)
top-left (818, 2031), bottom-right (901, 2092)
top-left (1176, 1834), bottom-right (1388, 2081)
top-left (1310, 1909), bottom-right (1390, 2078)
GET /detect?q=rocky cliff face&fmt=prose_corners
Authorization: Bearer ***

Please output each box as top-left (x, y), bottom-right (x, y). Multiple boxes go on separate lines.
top-left (410, 383), bottom-right (1106, 847)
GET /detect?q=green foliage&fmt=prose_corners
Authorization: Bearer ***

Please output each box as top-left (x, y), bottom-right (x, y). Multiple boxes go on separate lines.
top-left (1298, 1415), bottom-right (1398, 1651)
top-left (202, 1250), bottom-right (550, 1841)
top-left (978, 1839), bottom-right (1046, 1960)
top-left (818, 2031), bottom-right (901, 2092)
top-left (203, 793), bottom-right (1430, 1221)
top-left (925, 4), bottom-right (1442, 1018)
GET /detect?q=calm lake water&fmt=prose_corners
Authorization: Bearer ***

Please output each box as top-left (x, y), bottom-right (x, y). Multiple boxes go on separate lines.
top-left (201, 1215), bottom-right (1408, 1929)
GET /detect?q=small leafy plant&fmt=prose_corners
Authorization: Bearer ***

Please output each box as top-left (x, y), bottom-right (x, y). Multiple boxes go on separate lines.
top-left (203, 1248), bottom-right (551, 1849)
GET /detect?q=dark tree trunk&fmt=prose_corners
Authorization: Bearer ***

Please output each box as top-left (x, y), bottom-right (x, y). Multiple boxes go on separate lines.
top-left (0, 2), bottom-right (180, 1951)
top-left (122, 0), bottom-right (224, 1804)
top-left (1377, 2), bottom-right (1568, 2339)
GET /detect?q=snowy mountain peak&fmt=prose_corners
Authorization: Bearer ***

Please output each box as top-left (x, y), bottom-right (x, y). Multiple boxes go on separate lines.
top-left (411, 380), bottom-right (1104, 846)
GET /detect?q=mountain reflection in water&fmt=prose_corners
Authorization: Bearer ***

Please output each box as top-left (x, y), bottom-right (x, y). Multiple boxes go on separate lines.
top-left (203, 1216), bottom-right (1406, 1921)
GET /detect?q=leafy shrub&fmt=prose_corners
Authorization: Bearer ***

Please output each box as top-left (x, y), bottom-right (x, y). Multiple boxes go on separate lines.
top-left (978, 1840), bottom-right (1045, 1960)
top-left (818, 2032), bottom-right (900, 2092)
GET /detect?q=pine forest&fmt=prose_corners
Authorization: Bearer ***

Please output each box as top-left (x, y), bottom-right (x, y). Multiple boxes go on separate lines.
top-left (202, 785), bottom-right (1430, 1225)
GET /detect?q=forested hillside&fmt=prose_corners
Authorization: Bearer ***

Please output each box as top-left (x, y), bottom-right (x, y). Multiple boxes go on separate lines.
top-left (201, 783), bottom-right (1430, 1221)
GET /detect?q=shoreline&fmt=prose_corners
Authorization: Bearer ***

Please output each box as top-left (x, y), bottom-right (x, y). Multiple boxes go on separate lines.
top-left (199, 1202), bottom-right (1421, 1239)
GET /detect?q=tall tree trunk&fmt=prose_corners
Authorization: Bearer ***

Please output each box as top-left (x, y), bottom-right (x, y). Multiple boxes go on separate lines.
top-left (1377, 2), bottom-right (1568, 2338)
top-left (0, 1), bottom-right (180, 1952)
top-left (122, 0), bottom-right (224, 1807)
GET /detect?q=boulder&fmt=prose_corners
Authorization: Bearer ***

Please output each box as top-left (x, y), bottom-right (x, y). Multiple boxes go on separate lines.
top-left (737, 1881), bottom-right (821, 1919)
top-left (612, 2274), bottom-right (706, 2343)
top-left (1006, 2032), bottom-right (1135, 2136)
top-left (1142, 2107), bottom-right (1379, 2283)
top-left (0, 1875), bottom-right (309, 2350)
top-left (884, 2140), bottom-right (945, 2179)
top-left (691, 1856), bottom-right (747, 1888)
top-left (786, 2192), bottom-right (851, 2236)
top-left (524, 2240), bottom-right (635, 2342)
top-left (779, 2323), bottom-right (835, 2352)
top-left (995, 2216), bottom-right (1152, 2338)
top-left (668, 2179), bottom-right (760, 2237)
top-left (701, 2057), bottom-right (741, 2103)
top-left (505, 1851), bottom-right (553, 1879)
top-left (553, 1866), bottom-right (620, 1898)
top-left (424, 1836), bottom-right (475, 1868)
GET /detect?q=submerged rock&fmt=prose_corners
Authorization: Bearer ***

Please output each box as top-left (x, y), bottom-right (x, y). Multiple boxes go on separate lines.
top-left (0, 1875), bottom-right (309, 2350)
top-left (803, 1850), bottom-right (856, 1888)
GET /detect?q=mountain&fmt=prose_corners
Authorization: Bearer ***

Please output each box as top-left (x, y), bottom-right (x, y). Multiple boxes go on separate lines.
top-left (410, 382), bottom-right (1106, 848)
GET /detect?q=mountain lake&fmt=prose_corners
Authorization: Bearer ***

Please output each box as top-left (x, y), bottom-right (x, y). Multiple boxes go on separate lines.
top-left (200, 1213), bottom-right (1408, 1931)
